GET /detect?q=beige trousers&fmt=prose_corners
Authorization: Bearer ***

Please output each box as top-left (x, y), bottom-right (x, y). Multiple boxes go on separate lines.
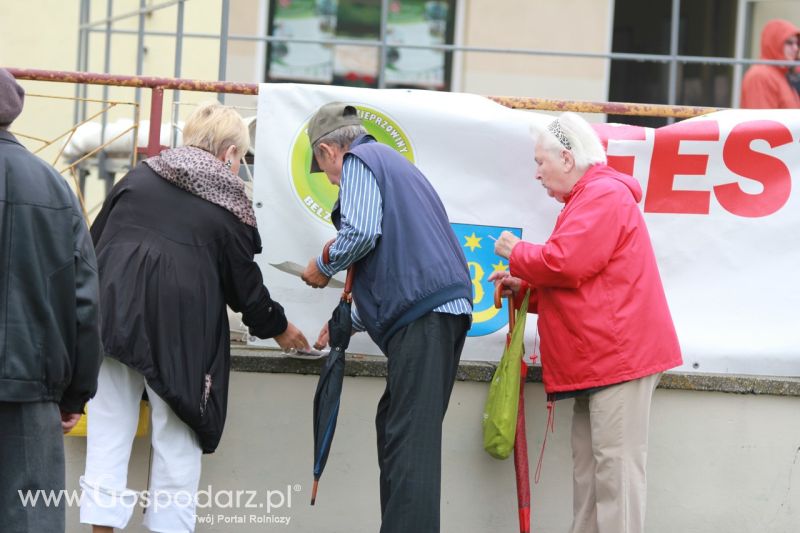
top-left (569, 372), bottom-right (662, 533)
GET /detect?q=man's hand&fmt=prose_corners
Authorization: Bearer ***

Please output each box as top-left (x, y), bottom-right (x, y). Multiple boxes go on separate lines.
top-left (314, 322), bottom-right (330, 350)
top-left (61, 411), bottom-right (82, 434)
top-left (301, 258), bottom-right (331, 288)
top-left (494, 230), bottom-right (521, 259)
top-left (274, 322), bottom-right (311, 353)
top-left (488, 270), bottom-right (525, 299)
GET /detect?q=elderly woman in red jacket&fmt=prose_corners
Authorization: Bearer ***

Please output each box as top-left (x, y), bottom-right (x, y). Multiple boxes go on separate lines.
top-left (490, 112), bottom-right (682, 533)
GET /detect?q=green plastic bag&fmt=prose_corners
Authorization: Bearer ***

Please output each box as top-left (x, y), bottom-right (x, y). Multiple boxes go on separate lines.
top-left (482, 289), bottom-right (530, 460)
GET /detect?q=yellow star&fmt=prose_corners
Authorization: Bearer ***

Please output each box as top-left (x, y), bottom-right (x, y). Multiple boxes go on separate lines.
top-left (492, 261), bottom-right (508, 272)
top-left (464, 232), bottom-right (482, 252)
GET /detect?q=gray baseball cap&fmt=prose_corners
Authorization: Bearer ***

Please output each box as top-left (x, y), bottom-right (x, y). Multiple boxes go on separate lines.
top-left (307, 102), bottom-right (362, 173)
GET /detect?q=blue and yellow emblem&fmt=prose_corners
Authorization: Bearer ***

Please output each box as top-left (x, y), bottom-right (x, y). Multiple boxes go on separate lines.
top-left (451, 223), bottom-right (523, 337)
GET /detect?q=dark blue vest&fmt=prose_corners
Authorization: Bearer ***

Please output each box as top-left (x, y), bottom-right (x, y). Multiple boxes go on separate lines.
top-left (331, 135), bottom-right (472, 353)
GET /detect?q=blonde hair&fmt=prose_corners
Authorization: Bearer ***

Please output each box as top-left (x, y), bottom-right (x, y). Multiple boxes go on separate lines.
top-left (182, 101), bottom-right (250, 159)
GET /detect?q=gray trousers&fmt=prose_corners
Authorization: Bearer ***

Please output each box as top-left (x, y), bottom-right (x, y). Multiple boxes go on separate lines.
top-left (0, 401), bottom-right (66, 533)
top-left (376, 312), bottom-right (469, 533)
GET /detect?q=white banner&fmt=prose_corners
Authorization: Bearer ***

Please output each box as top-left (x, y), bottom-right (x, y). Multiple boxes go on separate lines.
top-left (253, 84), bottom-right (800, 377)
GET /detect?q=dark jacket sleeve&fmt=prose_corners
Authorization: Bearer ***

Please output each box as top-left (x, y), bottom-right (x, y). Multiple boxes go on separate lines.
top-left (60, 193), bottom-right (103, 413)
top-left (221, 225), bottom-right (288, 339)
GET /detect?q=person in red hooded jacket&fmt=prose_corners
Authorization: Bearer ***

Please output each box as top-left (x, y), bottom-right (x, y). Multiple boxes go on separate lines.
top-left (490, 112), bottom-right (682, 533)
top-left (741, 18), bottom-right (800, 108)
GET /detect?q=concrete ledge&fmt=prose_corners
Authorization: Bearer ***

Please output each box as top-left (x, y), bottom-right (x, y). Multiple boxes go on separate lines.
top-left (231, 346), bottom-right (800, 397)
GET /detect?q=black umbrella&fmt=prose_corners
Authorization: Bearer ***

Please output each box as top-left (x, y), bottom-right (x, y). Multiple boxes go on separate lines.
top-left (311, 240), bottom-right (355, 505)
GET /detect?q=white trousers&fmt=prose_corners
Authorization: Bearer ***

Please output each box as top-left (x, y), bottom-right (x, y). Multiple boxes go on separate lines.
top-left (569, 372), bottom-right (662, 533)
top-left (80, 357), bottom-right (202, 533)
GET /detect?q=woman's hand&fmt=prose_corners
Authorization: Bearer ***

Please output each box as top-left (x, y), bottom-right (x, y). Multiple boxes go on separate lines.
top-left (274, 322), bottom-right (311, 353)
top-left (488, 270), bottom-right (525, 299)
top-left (494, 230), bottom-right (521, 259)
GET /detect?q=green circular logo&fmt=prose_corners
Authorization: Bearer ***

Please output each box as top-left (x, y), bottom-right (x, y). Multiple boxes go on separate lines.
top-left (289, 104), bottom-right (415, 225)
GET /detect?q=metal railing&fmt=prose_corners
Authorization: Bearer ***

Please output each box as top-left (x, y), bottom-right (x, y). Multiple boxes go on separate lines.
top-left (73, 0), bottom-right (800, 110)
top-left (6, 89), bottom-right (139, 220)
top-left (4, 66), bottom-right (727, 226)
top-left (7, 67), bottom-right (722, 164)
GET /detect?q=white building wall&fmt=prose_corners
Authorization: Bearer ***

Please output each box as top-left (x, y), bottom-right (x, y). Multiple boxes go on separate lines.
top-left (457, 0), bottom-right (612, 101)
top-left (64, 370), bottom-right (800, 533)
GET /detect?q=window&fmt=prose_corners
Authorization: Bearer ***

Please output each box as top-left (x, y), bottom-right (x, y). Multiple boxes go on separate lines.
top-left (608, 0), bottom-right (737, 127)
top-left (266, 0), bottom-right (457, 90)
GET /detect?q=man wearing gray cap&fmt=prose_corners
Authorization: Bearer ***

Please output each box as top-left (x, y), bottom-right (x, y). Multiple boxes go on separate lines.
top-left (301, 102), bottom-right (472, 533)
top-left (0, 68), bottom-right (102, 532)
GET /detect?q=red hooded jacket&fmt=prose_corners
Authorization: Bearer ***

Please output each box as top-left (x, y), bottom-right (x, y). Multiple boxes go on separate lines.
top-left (509, 164), bottom-right (682, 394)
top-left (741, 19), bottom-right (800, 109)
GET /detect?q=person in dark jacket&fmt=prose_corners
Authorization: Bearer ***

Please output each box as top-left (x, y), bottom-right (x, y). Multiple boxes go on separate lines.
top-left (80, 102), bottom-right (309, 533)
top-left (0, 68), bottom-right (103, 533)
top-left (301, 102), bottom-right (472, 533)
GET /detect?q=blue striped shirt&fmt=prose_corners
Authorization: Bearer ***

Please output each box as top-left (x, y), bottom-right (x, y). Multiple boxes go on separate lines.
top-left (317, 156), bottom-right (472, 332)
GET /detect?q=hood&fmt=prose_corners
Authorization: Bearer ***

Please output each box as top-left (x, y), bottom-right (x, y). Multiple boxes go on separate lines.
top-left (570, 164), bottom-right (643, 203)
top-left (760, 19), bottom-right (800, 69)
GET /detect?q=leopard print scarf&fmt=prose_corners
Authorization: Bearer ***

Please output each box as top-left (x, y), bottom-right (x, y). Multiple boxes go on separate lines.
top-left (144, 145), bottom-right (257, 227)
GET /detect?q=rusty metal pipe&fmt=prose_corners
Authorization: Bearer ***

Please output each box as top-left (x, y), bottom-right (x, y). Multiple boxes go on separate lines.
top-left (6, 68), bottom-right (721, 119)
top-left (487, 96), bottom-right (721, 118)
top-left (147, 88), bottom-right (165, 157)
top-left (7, 68), bottom-right (259, 95)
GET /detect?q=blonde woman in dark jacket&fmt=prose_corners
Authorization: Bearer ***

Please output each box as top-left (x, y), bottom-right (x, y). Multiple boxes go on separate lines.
top-left (80, 102), bottom-right (309, 533)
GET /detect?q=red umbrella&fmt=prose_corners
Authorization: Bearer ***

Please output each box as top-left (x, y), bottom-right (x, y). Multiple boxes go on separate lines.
top-left (494, 284), bottom-right (530, 533)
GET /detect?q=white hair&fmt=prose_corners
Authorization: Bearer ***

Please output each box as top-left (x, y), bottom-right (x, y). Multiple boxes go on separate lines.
top-left (533, 112), bottom-right (607, 171)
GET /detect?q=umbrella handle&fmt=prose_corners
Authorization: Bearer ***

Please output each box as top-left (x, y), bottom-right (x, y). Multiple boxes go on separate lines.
top-left (322, 238), bottom-right (334, 265)
top-left (322, 239), bottom-right (354, 302)
top-left (494, 282), bottom-right (516, 330)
